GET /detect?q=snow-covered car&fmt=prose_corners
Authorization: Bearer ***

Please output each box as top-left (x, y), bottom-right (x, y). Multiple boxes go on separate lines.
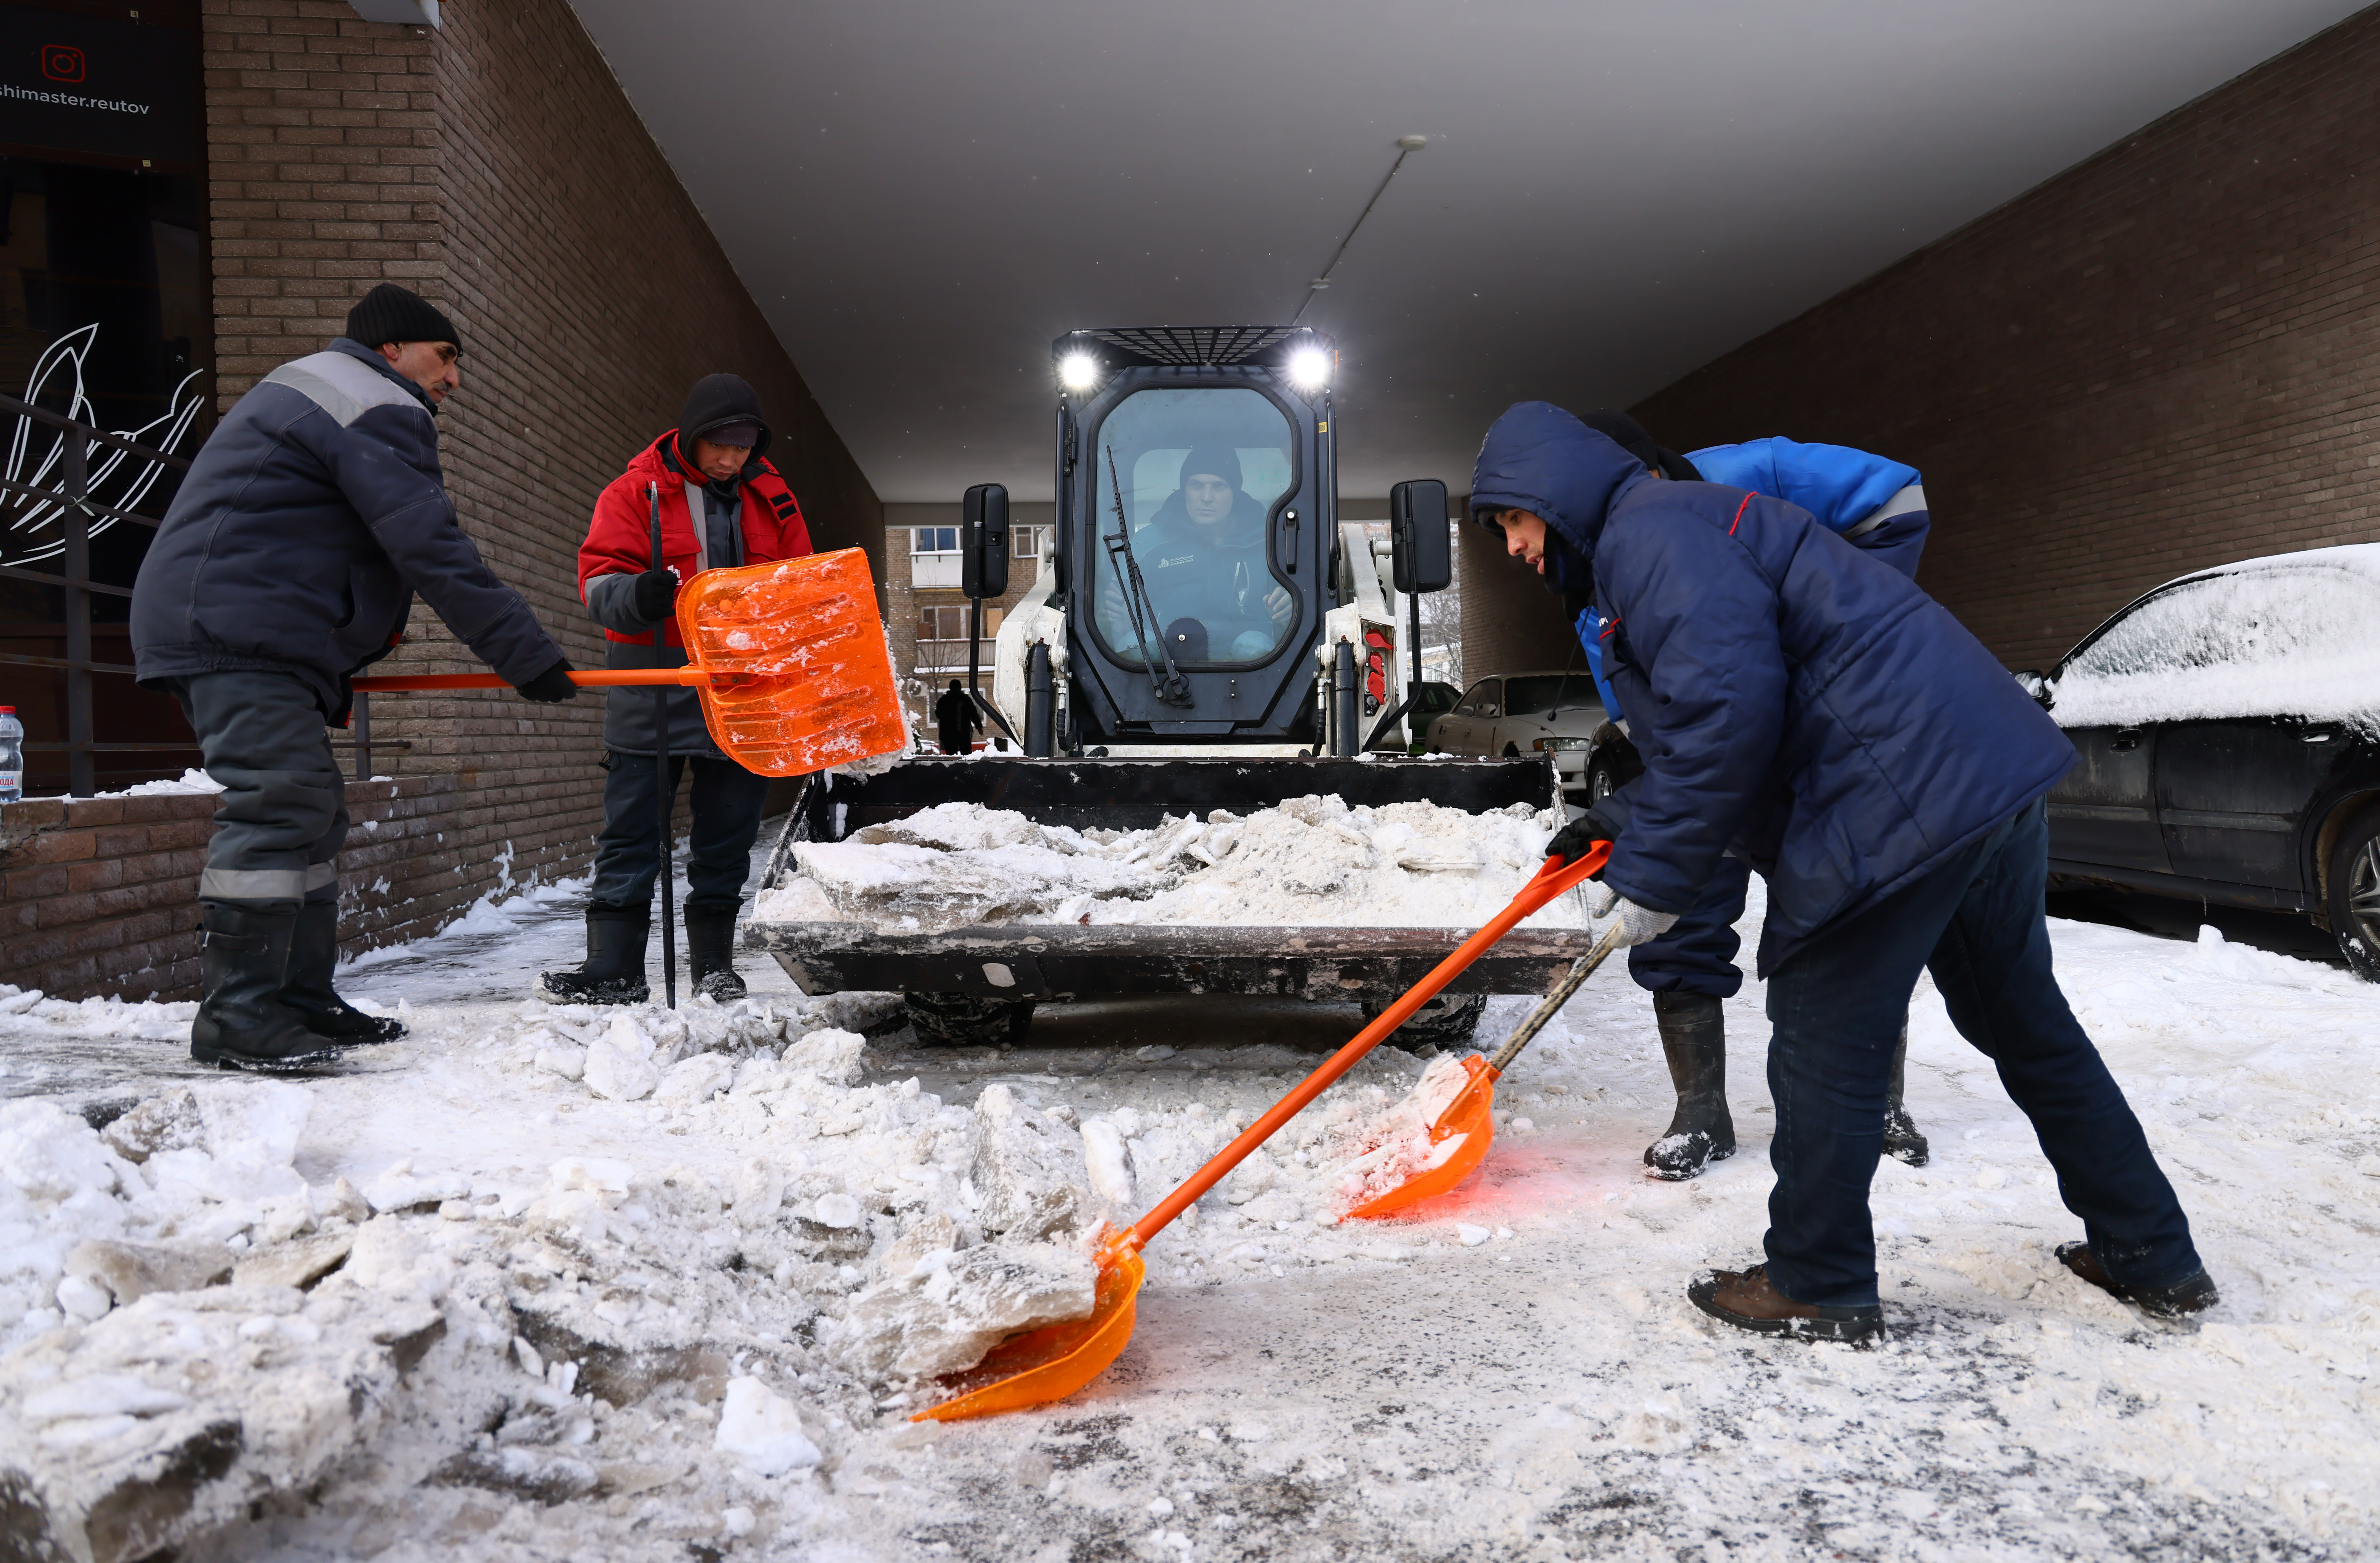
top-left (1425, 672), bottom-right (1606, 791)
top-left (2030, 543), bottom-right (2380, 979)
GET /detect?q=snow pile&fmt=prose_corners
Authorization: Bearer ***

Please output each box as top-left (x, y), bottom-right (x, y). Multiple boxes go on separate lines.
top-left (0, 1082), bottom-right (318, 1351)
top-left (2050, 548), bottom-right (2380, 731)
top-left (758, 793), bottom-right (1578, 931)
top-left (0, 984), bottom-right (200, 1042)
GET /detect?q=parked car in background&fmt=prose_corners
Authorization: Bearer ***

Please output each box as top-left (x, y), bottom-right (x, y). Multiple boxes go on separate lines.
top-left (1425, 671), bottom-right (1605, 793)
top-left (2029, 543), bottom-right (2380, 979)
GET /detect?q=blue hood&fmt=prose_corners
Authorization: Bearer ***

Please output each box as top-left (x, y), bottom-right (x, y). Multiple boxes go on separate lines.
top-left (1469, 402), bottom-right (1648, 594)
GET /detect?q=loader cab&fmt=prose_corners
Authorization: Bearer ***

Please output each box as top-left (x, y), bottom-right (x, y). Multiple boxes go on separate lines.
top-left (1051, 327), bottom-right (1336, 745)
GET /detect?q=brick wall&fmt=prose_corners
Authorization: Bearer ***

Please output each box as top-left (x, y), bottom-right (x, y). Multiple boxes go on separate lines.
top-left (156, 0), bottom-right (882, 986)
top-left (1454, 513), bottom-right (1574, 693)
top-left (0, 778), bottom-right (528, 1002)
top-left (1623, 6), bottom-right (2380, 672)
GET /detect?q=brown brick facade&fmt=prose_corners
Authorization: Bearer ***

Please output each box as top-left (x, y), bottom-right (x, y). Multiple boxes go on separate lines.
top-left (884, 502), bottom-right (1055, 738)
top-left (141, 0), bottom-right (885, 990)
top-left (1, 777), bottom-right (527, 1001)
top-left (1626, 6), bottom-right (2380, 673)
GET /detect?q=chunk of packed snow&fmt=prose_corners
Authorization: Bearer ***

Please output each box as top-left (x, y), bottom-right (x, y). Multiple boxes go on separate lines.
top-left (714, 1377), bottom-right (821, 1475)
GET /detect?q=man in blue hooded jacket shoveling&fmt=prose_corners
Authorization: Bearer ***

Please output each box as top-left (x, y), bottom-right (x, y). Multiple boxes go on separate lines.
top-left (1470, 402), bottom-right (2214, 1339)
top-left (1562, 413), bottom-right (1933, 1181)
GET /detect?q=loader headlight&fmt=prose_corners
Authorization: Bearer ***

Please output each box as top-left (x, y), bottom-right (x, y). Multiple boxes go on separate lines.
top-left (1059, 352), bottom-right (1101, 391)
top-left (1287, 347), bottom-right (1331, 390)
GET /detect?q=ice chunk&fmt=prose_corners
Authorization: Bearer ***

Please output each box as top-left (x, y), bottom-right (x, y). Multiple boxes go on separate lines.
top-left (654, 1053), bottom-right (735, 1105)
top-left (714, 1376), bottom-right (822, 1475)
top-left (831, 1240), bottom-right (1097, 1380)
top-left (584, 1014), bottom-right (661, 1101)
top-left (970, 1084), bottom-right (1089, 1240)
top-left (783, 1027), bottom-right (868, 1087)
top-left (1080, 1118), bottom-right (1137, 1211)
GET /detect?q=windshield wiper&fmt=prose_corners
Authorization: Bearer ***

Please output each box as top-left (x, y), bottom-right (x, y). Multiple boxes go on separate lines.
top-left (1102, 445), bottom-right (1193, 707)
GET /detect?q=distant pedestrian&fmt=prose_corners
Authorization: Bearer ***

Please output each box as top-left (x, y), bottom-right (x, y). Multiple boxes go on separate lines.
top-left (132, 283), bottom-right (577, 1071)
top-left (539, 374), bottom-right (811, 1005)
top-left (1477, 402), bottom-right (2213, 1338)
top-left (936, 680), bottom-right (982, 755)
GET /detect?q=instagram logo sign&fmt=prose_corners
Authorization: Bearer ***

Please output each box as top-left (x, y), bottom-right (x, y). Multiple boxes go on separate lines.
top-left (40, 44), bottom-right (85, 83)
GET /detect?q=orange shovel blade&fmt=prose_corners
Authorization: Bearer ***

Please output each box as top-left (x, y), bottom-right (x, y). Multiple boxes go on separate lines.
top-left (674, 549), bottom-right (907, 776)
top-left (1344, 1054), bottom-right (1501, 1219)
top-left (915, 1241), bottom-right (1145, 1422)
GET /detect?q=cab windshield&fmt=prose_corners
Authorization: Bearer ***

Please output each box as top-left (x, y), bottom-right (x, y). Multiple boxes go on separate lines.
top-left (1090, 387), bottom-right (1296, 667)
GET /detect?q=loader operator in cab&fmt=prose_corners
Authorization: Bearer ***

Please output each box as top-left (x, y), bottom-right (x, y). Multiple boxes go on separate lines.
top-left (1101, 444), bottom-right (1293, 664)
top-left (1473, 401), bottom-right (2214, 1341)
top-left (539, 373), bottom-right (813, 1008)
top-left (1543, 414), bottom-right (1934, 1183)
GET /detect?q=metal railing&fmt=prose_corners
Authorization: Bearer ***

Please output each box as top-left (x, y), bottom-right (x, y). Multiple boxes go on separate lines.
top-left (0, 393), bottom-right (194, 797)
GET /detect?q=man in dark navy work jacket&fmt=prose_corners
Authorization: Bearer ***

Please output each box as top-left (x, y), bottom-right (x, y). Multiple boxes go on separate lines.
top-left (134, 284), bottom-right (576, 1072)
top-left (1564, 413), bottom-right (1934, 1182)
top-left (1470, 401), bottom-right (2214, 1339)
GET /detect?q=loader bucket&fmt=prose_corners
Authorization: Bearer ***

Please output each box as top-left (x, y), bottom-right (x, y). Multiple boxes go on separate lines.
top-left (674, 549), bottom-right (906, 776)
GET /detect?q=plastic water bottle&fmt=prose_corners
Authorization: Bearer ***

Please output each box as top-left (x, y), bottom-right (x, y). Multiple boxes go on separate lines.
top-left (0, 706), bottom-right (21, 803)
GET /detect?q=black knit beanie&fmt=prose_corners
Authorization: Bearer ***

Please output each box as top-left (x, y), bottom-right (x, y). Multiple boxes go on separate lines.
top-left (345, 284), bottom-right (461, 355)
top-left (1178, 444), bottom-right (1243, 492)
top-left (677, 374), bottom-right (773, 464)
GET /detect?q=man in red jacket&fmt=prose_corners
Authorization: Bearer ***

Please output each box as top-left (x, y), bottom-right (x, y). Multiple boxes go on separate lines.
top-left (538, 374), bottom-right (812, 1004)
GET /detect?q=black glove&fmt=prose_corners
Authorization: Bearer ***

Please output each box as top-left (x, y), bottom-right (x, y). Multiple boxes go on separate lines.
top-left (1544, 814), bottom-right (1609, 866)
top-left (633, 565), bottom-right (680, 622)
top-left (515, 659), bottom-right (580, 703)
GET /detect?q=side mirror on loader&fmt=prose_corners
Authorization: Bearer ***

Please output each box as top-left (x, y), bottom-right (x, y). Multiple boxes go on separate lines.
top-left (963, 483), bottom-right (1009, 598)
top-left (1388, 479), bottom-right (1451, 594)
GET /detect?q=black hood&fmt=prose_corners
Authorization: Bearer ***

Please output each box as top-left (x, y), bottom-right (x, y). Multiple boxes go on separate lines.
top-left (671, 374), bottom-right (773, 494)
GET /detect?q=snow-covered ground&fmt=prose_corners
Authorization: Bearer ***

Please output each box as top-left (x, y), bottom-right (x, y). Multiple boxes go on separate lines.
top-left (4, 844), bottom-right (2379, 1562)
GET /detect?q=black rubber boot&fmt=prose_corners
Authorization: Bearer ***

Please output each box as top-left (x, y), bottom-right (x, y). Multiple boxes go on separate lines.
top-left (1882, 1022), bottom-right (1930, 1166)
top-left (685, 902), bottom-right (745, 1003)
top-left (190, 901), bottom-right (343, 1072)
top-left (533, 904), bottom-right (651, 1005)
top-left (280, 899), bottom-right (404, 1044)
top-left (1645, 990), bottom-right (1736, 1180)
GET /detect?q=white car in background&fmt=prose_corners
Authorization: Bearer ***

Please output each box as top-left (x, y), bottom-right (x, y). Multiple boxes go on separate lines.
top-left (1425, 671), bottom-right (1607, 793)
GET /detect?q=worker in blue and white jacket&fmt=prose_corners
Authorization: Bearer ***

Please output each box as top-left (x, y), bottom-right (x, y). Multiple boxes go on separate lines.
top-left (1472, 401), bottom-right (2210, 1340)
top-left (1568, 415), bottom-right (1932, 1181)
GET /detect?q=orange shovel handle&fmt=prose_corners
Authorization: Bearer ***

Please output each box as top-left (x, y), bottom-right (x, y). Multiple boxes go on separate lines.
top-left (1114, 842), bottom-right (1611, 1257)
top-left (349, 670), bottom-right (715, 691)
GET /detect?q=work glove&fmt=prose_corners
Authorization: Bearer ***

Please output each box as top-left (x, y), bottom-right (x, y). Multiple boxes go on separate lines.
top-left (633, 564), bottom-right (681, 623)
top-left (1582, 880), bottom-right (1681, 948)
top-left (1544, 814), bottom-right (1614, 867)
top-left (514, 659), bottom-right (580, 703)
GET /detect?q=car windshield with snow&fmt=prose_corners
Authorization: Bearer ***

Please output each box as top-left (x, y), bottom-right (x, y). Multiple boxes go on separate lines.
top-left (2037, 543), bottom-right (2380, 977)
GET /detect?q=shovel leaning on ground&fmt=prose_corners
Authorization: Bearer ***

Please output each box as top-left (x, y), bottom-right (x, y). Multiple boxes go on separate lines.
top-left (352, 547), bottom-right (908, 777)
top-left (913, 840), bottom-right (1613, 1423)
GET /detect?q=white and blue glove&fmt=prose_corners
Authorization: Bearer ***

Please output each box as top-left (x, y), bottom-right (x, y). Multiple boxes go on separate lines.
top-left (1582, 880), bottom-right (1680, 948)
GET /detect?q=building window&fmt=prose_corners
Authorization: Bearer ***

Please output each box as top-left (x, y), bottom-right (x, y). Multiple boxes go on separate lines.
top-left (1013, 524), bottom-right (1048, 559)
top-left (910, 526), bottom-right (961, 588)
top-left (919, 606), bottom-right (1002, 641)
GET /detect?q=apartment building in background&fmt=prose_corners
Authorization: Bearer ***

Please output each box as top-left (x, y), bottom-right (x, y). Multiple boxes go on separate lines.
top-left (882, 502), bottom-right (1055, 742)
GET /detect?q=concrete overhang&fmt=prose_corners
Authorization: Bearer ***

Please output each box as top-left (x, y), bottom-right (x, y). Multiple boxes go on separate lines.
top-left (569, 0), bottom-right (2365, 502)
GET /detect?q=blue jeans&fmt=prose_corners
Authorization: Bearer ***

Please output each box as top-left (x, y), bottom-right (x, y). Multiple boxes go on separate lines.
top-left (589, 751), bottom-right (771, 914)
top-left (1629, 854), bottom-right (1751, 998)
top-left (1762, 798), bottom-right (2199, 1306)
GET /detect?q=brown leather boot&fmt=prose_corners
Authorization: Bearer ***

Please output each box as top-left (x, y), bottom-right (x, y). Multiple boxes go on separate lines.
top-left (1687, 1263), bottom-right (1884, 1343)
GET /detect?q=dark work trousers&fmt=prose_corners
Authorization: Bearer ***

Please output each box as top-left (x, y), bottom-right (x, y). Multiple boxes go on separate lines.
top-left (167, 670), bottom-right (346, 907)
top-left (589, 750), bottom-right (771, 914)
top-left (1628, 853), bottom-right (1752, 998)
top-left (1761, 797), bottom-right (2199, 1308)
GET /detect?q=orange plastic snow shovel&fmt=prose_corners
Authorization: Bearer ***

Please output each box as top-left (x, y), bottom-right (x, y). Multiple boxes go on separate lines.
top-left (352, 548), bottom-right (905, 776)
top-left (913, 841), bottom-right (1611, 1423)
top-left (1346, 911), bottom-right (1624, 1219)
